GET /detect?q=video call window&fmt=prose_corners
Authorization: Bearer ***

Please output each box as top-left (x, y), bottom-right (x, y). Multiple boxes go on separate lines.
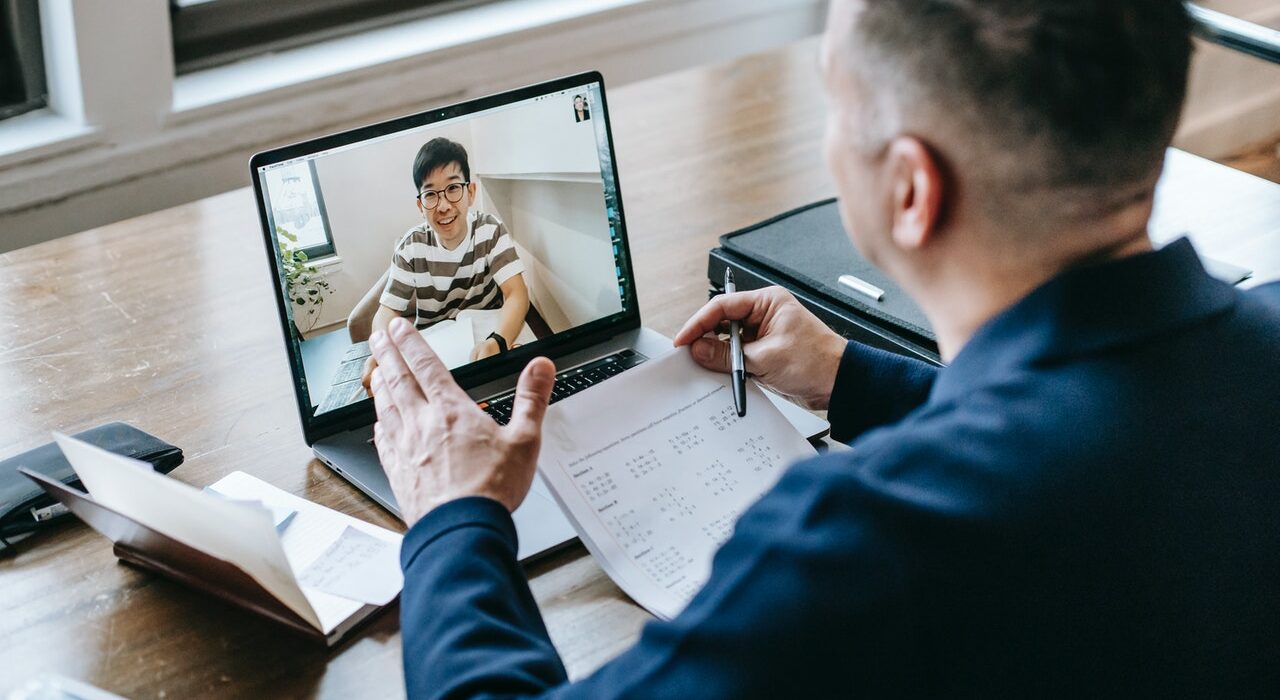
top-left (260, 85), bottom-right (627, 416)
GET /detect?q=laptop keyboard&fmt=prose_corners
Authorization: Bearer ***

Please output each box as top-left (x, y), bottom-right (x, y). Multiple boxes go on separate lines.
top-left (479, 349), bottom-right (647, 425)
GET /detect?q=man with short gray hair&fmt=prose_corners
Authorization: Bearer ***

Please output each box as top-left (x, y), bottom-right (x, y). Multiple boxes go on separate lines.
top-left (367, 1), bottom-right (1280, 696)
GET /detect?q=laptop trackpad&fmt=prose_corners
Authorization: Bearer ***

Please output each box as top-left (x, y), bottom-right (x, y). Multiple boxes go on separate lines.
top-left (513, 474), bottom-right (576, 561)
top-left (763, 387), bottom-right (830, 441)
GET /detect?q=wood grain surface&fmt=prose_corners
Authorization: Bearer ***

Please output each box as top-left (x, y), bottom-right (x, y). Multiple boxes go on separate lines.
top-left (2, 36), bottom-right (1278, 699)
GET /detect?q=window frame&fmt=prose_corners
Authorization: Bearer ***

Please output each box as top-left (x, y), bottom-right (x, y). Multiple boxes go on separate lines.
top-left (169, 0), bottom-right (484, 75)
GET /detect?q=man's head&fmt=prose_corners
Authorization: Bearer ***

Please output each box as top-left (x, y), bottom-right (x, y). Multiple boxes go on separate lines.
top-left (821, 0), bottom-right (1192, 345)
top-left (412, 137), bottom-right (477, 243)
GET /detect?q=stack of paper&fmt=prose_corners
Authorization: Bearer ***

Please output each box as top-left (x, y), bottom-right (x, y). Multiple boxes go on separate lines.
top-left (537, 351), bottom-right (817, 619)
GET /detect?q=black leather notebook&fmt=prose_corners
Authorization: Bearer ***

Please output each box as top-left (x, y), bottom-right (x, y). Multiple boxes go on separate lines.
top-left (718, 198), bottom-right (934, 343)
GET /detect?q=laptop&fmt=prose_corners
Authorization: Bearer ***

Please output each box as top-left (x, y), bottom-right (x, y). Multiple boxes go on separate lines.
top-left (250, 72), bottom-right (827, 561)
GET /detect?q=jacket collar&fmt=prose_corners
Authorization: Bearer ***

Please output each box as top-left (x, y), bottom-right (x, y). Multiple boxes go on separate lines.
top-left (930, 238), bottom-right (1237, 405)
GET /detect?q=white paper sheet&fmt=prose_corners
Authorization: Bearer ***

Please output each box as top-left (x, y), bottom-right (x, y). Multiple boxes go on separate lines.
top-left (419, 309), bottom-right (537, 368)
top-left (201, 487), bottom-right (296, 532)
top-left (53, 435), bottom-right (322, 630)
top-left (460, 308), bottom-right (537, 347)
top-left (537, 350), bottom-right (817, 620)
top-left (420, 314), bottom-right (476, 369)
top-left (297, 526), bottom-right (402, 606)
top-left (207, 470), bottom-right (404, 634)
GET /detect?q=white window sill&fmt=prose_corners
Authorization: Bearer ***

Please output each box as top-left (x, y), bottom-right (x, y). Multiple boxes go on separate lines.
top-left (0, 109), bottom-right (99, 169)
top-left (170, 0), bottom-right (647, 119)
top-left (310, 255), bottom-right (344, 274)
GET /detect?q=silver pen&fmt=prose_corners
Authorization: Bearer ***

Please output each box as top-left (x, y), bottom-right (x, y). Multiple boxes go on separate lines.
top-left (725, 269), bottom-right (746, 416)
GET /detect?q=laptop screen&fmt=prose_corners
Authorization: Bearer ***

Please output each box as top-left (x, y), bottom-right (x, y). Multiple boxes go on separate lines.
top-left (253, 76), bottom-right (634, 420)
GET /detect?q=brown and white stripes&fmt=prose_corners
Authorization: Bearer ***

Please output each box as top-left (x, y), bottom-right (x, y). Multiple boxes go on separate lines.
top-left (379, 210), bottom-right (524, 329)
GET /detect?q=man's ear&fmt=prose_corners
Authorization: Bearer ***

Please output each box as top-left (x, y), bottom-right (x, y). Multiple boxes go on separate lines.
top-left (885, 136), bottom-right (944, 252)
top-left (415, 196), bottom-right (427, 219)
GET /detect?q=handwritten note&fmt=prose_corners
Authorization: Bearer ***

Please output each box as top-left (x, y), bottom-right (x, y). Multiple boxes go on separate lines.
top-left (298, 526), bottom-right (402, 606)
top-left (538, 350), bottom-right (817, 619)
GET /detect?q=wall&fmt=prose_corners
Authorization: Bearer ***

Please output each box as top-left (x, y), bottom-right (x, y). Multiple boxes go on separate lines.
top-left (470, 92), bottom-right (622, 331)
top-left (469, 94), bottom-right (602, 176)
top-left (480, 177), bottom-right (621, 332)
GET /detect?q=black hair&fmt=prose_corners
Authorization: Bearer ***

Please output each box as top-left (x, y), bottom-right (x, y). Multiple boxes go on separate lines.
top-left (412, 137), bottom-right (470, 193)
top-left (854, 0), bottom-right (1192, 188)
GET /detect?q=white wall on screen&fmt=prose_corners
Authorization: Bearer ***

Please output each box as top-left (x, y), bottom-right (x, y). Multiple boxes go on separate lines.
top-left (479, 177), bottom-right (621, 333)
top-left (471, 93), bottom-right (622, 332)
top-left (469, 94), bottom-right (601, 177)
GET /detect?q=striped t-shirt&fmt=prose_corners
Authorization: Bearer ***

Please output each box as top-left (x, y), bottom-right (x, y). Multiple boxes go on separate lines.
top-left (380, 210), bottom-right (524, 329)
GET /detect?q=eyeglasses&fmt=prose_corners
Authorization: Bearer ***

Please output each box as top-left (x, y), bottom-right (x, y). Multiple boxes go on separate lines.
top-left (418, 182), bottom-right (469, 210)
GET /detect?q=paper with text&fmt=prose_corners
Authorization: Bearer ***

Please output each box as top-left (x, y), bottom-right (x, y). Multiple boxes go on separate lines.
top-left (208, 471), bottom-right (404, 634)
top-left (538, 350), bottom-right (817, 619)
top-left (298, 526), bottom-right (402, 606)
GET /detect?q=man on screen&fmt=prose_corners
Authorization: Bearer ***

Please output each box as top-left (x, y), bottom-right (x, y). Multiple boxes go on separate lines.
top-left (362, 138), bottom-right (529, 390)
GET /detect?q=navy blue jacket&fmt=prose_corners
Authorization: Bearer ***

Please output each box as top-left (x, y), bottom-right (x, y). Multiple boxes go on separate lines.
top-left (399, 239), bottom-right (1280, 698)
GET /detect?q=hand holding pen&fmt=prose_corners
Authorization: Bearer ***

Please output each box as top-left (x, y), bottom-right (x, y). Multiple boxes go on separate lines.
top-left (673, 285), bottom-right (848, 412)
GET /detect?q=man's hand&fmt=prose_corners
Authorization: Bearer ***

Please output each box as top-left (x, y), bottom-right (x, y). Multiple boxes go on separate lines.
top-left (369, 317), bottom-right (556, 526)
top-left (673, 286), bottom-right (846, 410)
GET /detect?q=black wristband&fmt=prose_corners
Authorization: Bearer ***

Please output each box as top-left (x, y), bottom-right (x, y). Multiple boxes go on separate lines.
top-left (487, 332), bottom-right (508, 353)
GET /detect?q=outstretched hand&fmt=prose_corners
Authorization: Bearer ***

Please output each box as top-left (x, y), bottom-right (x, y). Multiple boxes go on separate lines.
top-left (369, 317), bottom-right (556, 526)
top-left (673, 286), bottom-right (846, 410)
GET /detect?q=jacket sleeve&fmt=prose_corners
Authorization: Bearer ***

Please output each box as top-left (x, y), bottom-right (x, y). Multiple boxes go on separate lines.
top-left (400, 452), bottom-right (920, 699)
top-left (400, 497), bottom-right (569, 700)
top-left (827, 341), bottom-right (939, 444)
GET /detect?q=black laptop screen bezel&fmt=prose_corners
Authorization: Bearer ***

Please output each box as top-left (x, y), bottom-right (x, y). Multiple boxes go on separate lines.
top-left (249, 72), bottom-right (641, 445)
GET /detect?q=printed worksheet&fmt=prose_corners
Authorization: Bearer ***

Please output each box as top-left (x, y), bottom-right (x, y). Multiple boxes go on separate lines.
top-left (538, 350), bottom-right (817, 619)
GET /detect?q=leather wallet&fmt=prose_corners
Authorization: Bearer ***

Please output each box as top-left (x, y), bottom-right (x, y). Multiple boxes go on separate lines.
top-left (0, 422), bottom-right (183, 542)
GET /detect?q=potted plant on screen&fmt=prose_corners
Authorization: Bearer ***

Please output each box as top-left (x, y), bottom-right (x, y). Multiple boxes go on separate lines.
top-left (277, 226), bottom-right (333, 334)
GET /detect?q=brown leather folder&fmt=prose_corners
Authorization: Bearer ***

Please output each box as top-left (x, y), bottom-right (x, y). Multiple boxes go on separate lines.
top-left (20, 468), bottom-right (363, 645)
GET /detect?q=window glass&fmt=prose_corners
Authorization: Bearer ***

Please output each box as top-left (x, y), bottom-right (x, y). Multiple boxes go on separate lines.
top-left (264, 160), bottom-right (336, 259)
top-left (0, 0), bottom-right (46, 121)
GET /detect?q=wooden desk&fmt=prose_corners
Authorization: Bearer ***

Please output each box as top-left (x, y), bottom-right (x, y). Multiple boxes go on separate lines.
top-left (2, 37), bottom-right (1278, 698)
